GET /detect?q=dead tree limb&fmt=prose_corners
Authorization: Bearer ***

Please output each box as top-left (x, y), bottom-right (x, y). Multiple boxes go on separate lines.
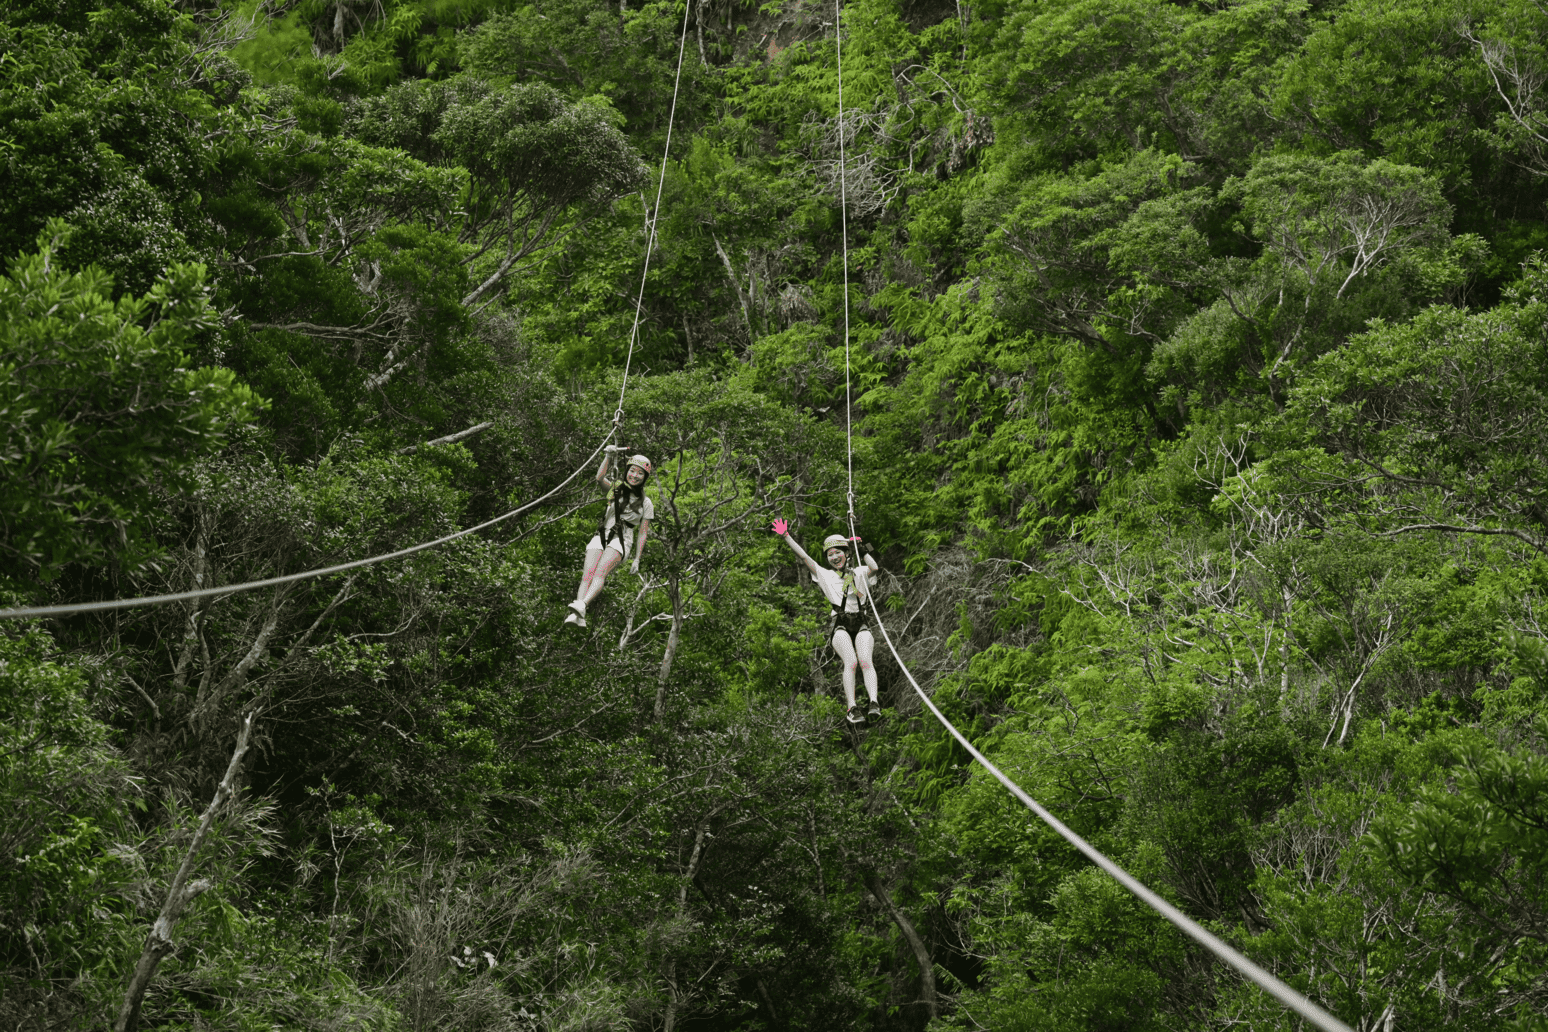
top-left (114, 711), bottom-right (256, 1032)
top-left (396, 421), bottom-right (494, 455)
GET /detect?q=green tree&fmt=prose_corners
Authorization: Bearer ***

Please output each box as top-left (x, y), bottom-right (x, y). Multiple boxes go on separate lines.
top-left (349, 77), bottom-right (649, 308)
top-left (0, 228), bottom-right (258, 579)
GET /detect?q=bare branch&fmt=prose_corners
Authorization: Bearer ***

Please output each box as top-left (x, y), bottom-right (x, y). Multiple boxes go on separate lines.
top-left (115, 712), bottom-right (256, 1032)
top-left (397, 421), bottom-right (494, 455)
top-left (1378, 522), bottom-right (1545, 552)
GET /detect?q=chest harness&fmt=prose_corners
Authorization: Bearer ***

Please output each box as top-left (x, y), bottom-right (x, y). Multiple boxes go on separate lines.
top-left (598, 482), bottom-right (647, 547)
top-left (828, 564), bottom-right (873, 639)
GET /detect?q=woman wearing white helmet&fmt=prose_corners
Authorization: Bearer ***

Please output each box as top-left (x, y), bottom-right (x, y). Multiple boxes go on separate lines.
top-left (771, 518), bottom-right (881, 724)
top-left (565, 446), bottom-right (653, 628)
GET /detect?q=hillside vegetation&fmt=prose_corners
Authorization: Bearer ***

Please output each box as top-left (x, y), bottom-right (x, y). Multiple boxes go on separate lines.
top-left (5, 0), bottom-right (1548, 1027)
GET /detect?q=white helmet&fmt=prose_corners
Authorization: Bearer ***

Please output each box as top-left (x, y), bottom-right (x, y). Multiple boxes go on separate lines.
top-left (626, 454), bottom-right (652, 476)
top-left (822, 534), bottom-right (849, 551)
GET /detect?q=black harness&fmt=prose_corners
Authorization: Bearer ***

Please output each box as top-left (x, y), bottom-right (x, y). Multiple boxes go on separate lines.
top-left (597, 481), bottom-right (647, 548)
top-left (826, 562), bottom-right (873, 640)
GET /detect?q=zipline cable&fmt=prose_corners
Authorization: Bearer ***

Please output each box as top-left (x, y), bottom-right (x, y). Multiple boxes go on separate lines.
top-left (835, 0), bottom-right (855, 529)
top-left (827, 6), bottom-right (1351, 1029)
top-left (0, 4), bottom-right (700, 624)
top-left (0, 435), bottom-right (618, 621)
top-left (616, 0), bottom-right (695, 426)
top-left (868, 616), bottom-right (1355, 1032)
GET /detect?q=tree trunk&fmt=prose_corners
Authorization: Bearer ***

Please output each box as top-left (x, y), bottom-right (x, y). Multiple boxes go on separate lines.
top-left (809, 808), bottom-right (825, 900)
top-left (115, 713), bottom-right (256, 1032)
top-left (695, 0), bottom-right (707, 65)
top-left (171, 512), bottom-right (212, 692)
top-left (808, 626), bottom-right (830, 695)
top-left (664, 965), bottom-right (679, 1032)
top-left (755, 976), bottom-right (778, 1021)
top-left (747, 262), bottom-right (759, 336)
top-left (663, 824), bottom-right (709, 1032)
top-left (712, 235), bottom-right (754, 340)
top-left (1279, 585), bottom-right (1293, 701)
top-left (654, 572), bottom-right (685, 720)
top-left (617, 574), bottom-right (657, 650)
top-left (867, 876), bottom-right (937, 1021)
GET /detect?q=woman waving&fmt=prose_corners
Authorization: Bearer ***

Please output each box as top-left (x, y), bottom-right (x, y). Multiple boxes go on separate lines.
top-left (773, 519), bottom-right (880, 724)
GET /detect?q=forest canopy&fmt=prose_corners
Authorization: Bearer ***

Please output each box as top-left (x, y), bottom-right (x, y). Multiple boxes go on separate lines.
top-left (4, 0), bottom-right (1548, 1028)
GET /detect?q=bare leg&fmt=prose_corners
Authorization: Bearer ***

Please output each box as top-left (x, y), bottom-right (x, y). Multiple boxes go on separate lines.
top-left (574, 544), bottom-right (606, 607)
top-left (831, 628), bottom-right (859, 709)
top-left (855, 628), bottom-right (878, 703)
top-left (581, 546), bottom-right (625, 606)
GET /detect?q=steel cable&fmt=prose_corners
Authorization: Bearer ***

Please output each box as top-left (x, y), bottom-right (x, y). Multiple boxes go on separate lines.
top-left (836, 0), bottom-right (856, 534)
top-left (616, 0), bottom-right (694, 426)
top-left (0, 434), bottom-right (616, 621)
top-left (866, 607), bottom-right (1355, 1032)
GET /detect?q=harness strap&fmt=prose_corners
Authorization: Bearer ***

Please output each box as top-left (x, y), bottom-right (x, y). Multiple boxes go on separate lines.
top-left (826, 560), bottom-right (874, 635)
top-left (595, 484), bottom-right (616, 543)
top-left (596, 482), bottom-right (645, 544)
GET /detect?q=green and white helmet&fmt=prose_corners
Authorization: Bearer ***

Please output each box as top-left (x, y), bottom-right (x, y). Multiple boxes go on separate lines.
top-left (626, 454), bottom-right (652, 476)
top-left (822, 534), bottom-right (849, 551)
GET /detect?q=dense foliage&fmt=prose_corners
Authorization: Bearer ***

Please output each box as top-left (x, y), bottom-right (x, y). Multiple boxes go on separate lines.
top-left (6, 0), bottom-right (1548, 1027)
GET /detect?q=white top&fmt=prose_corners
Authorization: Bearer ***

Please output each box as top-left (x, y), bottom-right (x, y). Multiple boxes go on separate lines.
top-left (810, 564), bottom-right (872, 613)
top-left (602, 486), bottom-right (653, 538)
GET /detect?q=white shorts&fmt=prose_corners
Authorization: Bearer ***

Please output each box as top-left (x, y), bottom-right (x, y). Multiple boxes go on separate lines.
top-left (587, 533), bottom-right (630, 559)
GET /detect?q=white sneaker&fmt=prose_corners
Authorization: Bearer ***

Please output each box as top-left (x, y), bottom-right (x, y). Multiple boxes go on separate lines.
top-left (563, 610), bottom-right (587, 629)
top-left (567, 600), bottom-right (586, 617)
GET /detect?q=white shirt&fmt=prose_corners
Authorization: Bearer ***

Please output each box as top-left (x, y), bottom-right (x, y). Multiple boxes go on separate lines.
top-left (602, 487), bottom-right (654, 537)
top-left (811, 564), bottom-right (872, 613)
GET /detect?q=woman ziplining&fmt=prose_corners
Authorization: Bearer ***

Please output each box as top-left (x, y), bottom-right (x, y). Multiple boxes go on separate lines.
top-left (773, 519), bottom-right (881, 724)
top-left (0, 0), bottom-right (691, 627)
top-left (555, 0), bottom-right (690, 629)
top-left (565, 445), bottom-right (654, 628)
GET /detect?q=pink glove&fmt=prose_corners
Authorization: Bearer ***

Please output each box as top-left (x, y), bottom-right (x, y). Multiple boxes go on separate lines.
top-left (772, 518), bottom-right (789, 536)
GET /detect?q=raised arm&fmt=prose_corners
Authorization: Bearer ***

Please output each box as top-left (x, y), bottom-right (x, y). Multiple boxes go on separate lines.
top-left (851, 537), bottom-right (879, 598)
top-left (772, 519), bottom-right (822, 579)
top-left (596, 445), bottom-right (621, 486)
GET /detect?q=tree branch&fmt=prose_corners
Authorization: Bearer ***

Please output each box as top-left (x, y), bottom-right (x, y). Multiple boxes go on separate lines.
top-left (866, 876), bottom-right (938, 1020)
top-left (115, 712), bottom-right (255, 1032)
top-left (396, 421), bottom-right (494, 455)
top-left (1378, 523), bottom-right (1545, 552)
